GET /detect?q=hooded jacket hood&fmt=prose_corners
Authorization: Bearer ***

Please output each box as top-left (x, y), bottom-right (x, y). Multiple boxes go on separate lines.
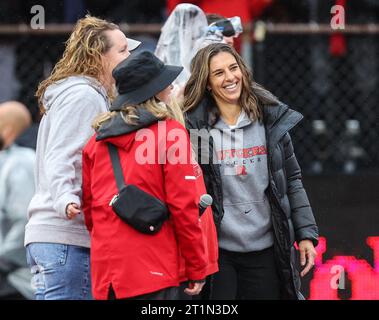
top-left (42, 76), bottom-right (108, 113)
top-left (186, 96), bottom-right (302, 133)
top-left (95, 109), bottom-right (160, 149)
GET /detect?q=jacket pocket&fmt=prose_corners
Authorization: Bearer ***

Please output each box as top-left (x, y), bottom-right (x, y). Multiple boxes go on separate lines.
top-left (27, 243), bottom-right (68, 268)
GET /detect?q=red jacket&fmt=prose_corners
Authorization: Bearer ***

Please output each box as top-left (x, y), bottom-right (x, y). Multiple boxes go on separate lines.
top-left (82, 115), bottom-right (217, 299)
top-left (178, 161), bottom-right (219, 283)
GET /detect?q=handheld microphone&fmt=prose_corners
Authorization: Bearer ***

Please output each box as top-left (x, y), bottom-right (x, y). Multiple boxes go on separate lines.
top-left (199, 194), bottom-right (213, 217)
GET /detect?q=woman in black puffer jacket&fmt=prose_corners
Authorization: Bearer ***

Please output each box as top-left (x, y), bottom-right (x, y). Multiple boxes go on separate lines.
top-left (183, 43), bottom-right (318, 300)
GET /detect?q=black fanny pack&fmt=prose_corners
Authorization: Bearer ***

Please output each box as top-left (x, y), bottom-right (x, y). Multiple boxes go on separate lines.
top-left (107, 143), bottom-right (169, 235)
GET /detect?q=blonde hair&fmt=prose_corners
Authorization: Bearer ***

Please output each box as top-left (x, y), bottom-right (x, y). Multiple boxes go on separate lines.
top-left (183, 43), bottom-right (278, 121)
top-left (92, 97), bottom-right (185, 131)
top-left (36, 15), bottom-right (119, 114)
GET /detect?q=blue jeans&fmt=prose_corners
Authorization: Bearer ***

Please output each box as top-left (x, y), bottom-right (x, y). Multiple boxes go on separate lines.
top-left (26, 243), bottom-right (92, 300)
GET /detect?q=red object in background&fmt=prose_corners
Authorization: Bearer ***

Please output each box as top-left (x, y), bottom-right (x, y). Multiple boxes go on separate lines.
top-left (309, 236), bottom-right (379, 299)
top-left (329, 33), bottom-right (347, 57)
top-left (166, 0), bottom-right (273, 23)
top-left (329, 0), bottom-right (347, 57)
top-left (166, 0), bottom-right (273, 52)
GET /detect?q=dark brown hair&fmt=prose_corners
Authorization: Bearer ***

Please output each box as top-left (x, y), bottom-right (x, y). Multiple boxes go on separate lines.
top-left (183, 43), bottom-right (278, 121)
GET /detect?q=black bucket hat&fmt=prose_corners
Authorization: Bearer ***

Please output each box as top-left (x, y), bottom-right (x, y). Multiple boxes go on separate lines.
top-left (110, 51), bottom-right (183, 111)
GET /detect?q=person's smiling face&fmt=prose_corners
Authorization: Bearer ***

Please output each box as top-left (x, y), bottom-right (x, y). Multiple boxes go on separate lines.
top-left (208, 51), bottom-right (243, 106)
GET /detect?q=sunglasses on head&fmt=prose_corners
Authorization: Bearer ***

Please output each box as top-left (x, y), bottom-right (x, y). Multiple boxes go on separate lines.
top-left (208, 16), bottom-right (243, 38)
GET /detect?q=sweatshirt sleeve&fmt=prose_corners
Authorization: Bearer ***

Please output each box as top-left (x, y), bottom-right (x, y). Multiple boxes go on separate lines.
top-left (163, 120), bottom-right (207, 281)
top-left (44, 85), bottom-right (105, 218)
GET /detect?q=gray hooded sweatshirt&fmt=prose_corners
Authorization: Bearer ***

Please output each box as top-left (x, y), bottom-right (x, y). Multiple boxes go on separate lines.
top-left (211, 110), bottom-right (274, 252)
top-left (25, 76), bottom-right (109, 248)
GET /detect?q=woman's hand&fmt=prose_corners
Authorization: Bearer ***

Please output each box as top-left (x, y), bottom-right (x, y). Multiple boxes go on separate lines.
top-left (184, 280), bottom-right (205, 296)
top-left (65, 203), bottom-right (81, 220)
top-left (298, 239), bottom-right (317, 277)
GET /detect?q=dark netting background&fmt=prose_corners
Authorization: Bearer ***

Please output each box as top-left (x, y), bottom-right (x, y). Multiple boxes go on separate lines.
top-left (253, 33), bottom-right (379, 175)
top-left (12, 35), bottom-right (67, 122)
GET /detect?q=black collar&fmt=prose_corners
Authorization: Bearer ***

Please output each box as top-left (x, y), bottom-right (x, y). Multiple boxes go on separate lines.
top-left (96, 109), bottom-right (160, 141)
